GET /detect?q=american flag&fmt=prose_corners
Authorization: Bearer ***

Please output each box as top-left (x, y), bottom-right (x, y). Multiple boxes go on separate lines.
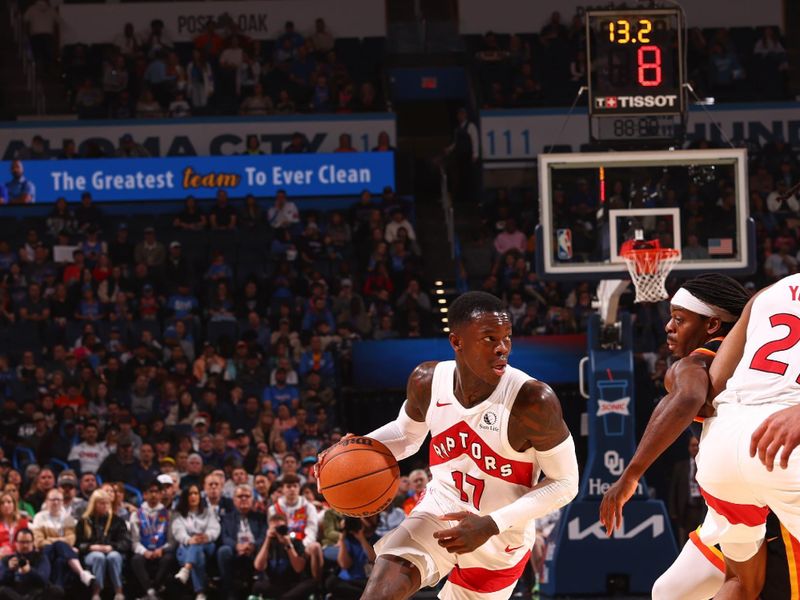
top-left (708, 238), bottom-right (734, 255)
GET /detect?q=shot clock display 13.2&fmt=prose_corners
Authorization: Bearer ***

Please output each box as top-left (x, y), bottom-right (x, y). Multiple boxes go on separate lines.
top-left (586, 8), bottom-right (683, 117)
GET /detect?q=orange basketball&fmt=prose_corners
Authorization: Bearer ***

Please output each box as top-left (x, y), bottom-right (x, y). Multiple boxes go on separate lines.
top-left (318, 436), bottom-right (400, 517)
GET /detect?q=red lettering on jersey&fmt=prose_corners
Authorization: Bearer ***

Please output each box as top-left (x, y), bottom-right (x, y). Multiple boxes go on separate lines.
top-left (429, 422), bottom-right (533, 486)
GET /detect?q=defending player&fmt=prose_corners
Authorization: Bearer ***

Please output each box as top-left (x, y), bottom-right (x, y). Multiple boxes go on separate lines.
top-left (354, 291), bottom-right (579, 599)
top-left (695, 273), bottom-right (800, 599)
top-left (599, 274), bottom-right (751, 598)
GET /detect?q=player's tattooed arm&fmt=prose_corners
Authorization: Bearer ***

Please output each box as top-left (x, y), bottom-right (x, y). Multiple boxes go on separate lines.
top-left (404, 361), bottom-right (438, 422)
top-left (509, 380), bottom-right (571, 452)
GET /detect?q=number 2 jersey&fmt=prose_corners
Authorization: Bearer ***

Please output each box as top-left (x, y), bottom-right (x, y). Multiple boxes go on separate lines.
top-left (714, 273), bottom-right (800, 408)
top-left (419, 360), bottom-right (540, 547)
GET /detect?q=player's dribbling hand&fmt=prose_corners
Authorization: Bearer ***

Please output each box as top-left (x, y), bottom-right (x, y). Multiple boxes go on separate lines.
top-left (599, 474), bottom-right (639, 536)
top-left (750, 404), bottom-right (800, 471)
top-left (433, 512), bottom-right (500, 554)
top-left (315, 432), bottom-right (355, 492)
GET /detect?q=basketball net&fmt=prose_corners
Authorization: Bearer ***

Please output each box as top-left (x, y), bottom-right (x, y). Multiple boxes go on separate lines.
top-left (621, 244), bottom-right (680, 303)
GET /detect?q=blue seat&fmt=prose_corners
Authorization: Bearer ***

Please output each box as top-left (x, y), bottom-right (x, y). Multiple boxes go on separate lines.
top-left (13, 446), bottom-right (36, 472)
top-left (124, 484), bottom-right (143, 507)
top-left (49, 458), bottom-right (70, 474)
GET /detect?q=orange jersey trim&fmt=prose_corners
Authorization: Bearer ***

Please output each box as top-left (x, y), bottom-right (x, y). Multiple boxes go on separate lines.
top-left (781, 523), bottom-right (800, 599)
top-left (690, 528), bottom-right (725, 573)
top-left (691, 347), bottom-right (716, 357)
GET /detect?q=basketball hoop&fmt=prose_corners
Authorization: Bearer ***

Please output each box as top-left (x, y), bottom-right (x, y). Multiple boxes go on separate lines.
top-left (621, 247), bottom-right (680, 303)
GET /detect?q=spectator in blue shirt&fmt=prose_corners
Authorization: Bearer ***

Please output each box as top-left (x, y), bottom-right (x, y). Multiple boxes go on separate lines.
top-left (282, 407), bottom-right (308, 450)
top-left (262, 368), bottom-right (299, 412)
top-left (0, 241), bottom-right (15, 271)
top-left (325, 517), bottom-right (376, 599)
top-left (6, 160), bottom-right (35, 204)
top-left (0, 183), bottom-right (7, 204)
top-left (298, 336), bottom-right (334, 380)
top-left (301, 297), bottom-right (335, 333)
top-left (277, 21), bottom-right (304, 49)
top-left (166, 283), bottom-right (200, 320)
top-left (75, 286), bottom-right (104, 322)
top-left (205, 251), bottom-right (233, 282)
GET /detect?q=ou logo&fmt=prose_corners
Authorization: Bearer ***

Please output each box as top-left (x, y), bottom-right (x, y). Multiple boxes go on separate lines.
top-left (604, 450), bottom-right (625, 476)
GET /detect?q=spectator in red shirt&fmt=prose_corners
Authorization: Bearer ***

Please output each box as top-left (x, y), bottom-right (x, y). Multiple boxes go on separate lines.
top-left (362, 263), bottom-right (394, 299)
top-left (193, 20), bottom-right (224, 59)
top-left (138, 284), bottom-right (160, 320)
top-left (63, 250), bottom-right (85, 286)
top-left (55, 383), bottom-right (87, 410)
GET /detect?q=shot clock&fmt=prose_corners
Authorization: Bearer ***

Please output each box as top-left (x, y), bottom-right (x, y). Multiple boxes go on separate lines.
top-left (586, 8), bottom-right (685, 143)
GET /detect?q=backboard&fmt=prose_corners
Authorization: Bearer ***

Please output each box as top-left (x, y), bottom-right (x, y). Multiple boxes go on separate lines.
top-left (535, 148), bottom-right (755, 280)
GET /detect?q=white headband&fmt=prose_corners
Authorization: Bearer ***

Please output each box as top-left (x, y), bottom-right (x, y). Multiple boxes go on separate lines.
top-left (671, 288), bottom-right (737, 323)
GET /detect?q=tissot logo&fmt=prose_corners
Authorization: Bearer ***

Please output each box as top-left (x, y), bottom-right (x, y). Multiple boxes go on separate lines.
top-left (595, 95), bottom-right (678, 109)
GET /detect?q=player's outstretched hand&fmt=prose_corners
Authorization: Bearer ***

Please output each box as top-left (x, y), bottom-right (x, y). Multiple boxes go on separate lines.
top-left (599, 474), bottom-right (639, 537)
top-left (433, 512), bottom-right (500, 554)
top-left (315, 433), bottom-right (355, 492)
top-left (750, 404), bottom-right (800, 471)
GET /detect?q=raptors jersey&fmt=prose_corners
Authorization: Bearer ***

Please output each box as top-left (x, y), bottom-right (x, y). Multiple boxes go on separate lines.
top-left (715, 273), bottom-right (800, 407)
top-left (420, 361), bottom-right (539, 544)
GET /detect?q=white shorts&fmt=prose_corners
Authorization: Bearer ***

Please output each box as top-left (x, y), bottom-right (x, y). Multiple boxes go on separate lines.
top-left (696, 403), bottom-right (800, 549)
top-left (374, 491), bottom-right (532, 600)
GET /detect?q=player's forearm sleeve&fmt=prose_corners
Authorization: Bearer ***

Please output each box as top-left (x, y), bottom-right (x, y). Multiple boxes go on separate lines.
top-left (490, 435), bottom-right (579, 532)
top-left (366, 401), bottom-right (429, 461)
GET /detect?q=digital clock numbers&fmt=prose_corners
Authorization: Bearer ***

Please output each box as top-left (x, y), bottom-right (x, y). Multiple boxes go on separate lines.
top-left (586, 8), bottom-right (684, 142)
top-left (608, 19), bottom-right (652, 44)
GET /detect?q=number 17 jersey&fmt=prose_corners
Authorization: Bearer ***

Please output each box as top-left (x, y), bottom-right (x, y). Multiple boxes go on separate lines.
top-left (715, 273), bottom-right (800, 407)
top-left (422, 361), bottom-right (540, 539)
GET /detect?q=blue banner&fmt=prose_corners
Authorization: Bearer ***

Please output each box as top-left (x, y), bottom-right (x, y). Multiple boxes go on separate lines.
top-left (352, 335), bottom-right (586, 389)
top-left (1, 152), bottom-right (395, 202)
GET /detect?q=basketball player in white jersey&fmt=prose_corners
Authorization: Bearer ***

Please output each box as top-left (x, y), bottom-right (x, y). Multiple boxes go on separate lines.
top-left (696, 273), bottom-right (800, 599)
top-left (355, 291), bottom-right (579, 600)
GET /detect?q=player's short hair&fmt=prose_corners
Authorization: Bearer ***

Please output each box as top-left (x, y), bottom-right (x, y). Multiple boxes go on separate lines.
top-left (448, 291), bottom-right (508, 330)
top-left (681, 274), bottom-right (751, 324)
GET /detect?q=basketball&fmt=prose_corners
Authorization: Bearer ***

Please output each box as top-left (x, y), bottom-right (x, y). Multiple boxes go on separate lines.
top-left (318, 436), bottom-right (400, 517)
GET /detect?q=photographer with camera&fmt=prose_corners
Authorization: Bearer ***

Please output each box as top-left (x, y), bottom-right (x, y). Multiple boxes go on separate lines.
top-left (0, 528), bottom-right (62, 600)
top-left (251, 513), bottom-right (317, 600)
top-left (324, 516), bottom-right (376, 600)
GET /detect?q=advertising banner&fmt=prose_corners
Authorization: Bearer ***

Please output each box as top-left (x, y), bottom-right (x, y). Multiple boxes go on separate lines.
top-left (480, 102), bottom-right (800, 161)
top-left (0, 115), bottom-right (396, 161)
top-left (1, 153), bottom-right (394, 202)
top-left (59, 0), bottom-right (386, 45)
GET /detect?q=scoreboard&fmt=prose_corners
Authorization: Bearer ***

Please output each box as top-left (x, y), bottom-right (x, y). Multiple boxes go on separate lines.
top-left (586, 8), bottom-right (685, 142)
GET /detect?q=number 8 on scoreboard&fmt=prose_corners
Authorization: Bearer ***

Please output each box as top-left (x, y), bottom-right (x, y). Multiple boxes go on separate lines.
top-left (586, 8), bottom-right (684, 118)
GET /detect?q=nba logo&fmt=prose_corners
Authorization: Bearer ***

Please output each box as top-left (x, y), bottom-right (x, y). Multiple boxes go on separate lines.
top-left (557, 229), bottom-right (573, 260)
